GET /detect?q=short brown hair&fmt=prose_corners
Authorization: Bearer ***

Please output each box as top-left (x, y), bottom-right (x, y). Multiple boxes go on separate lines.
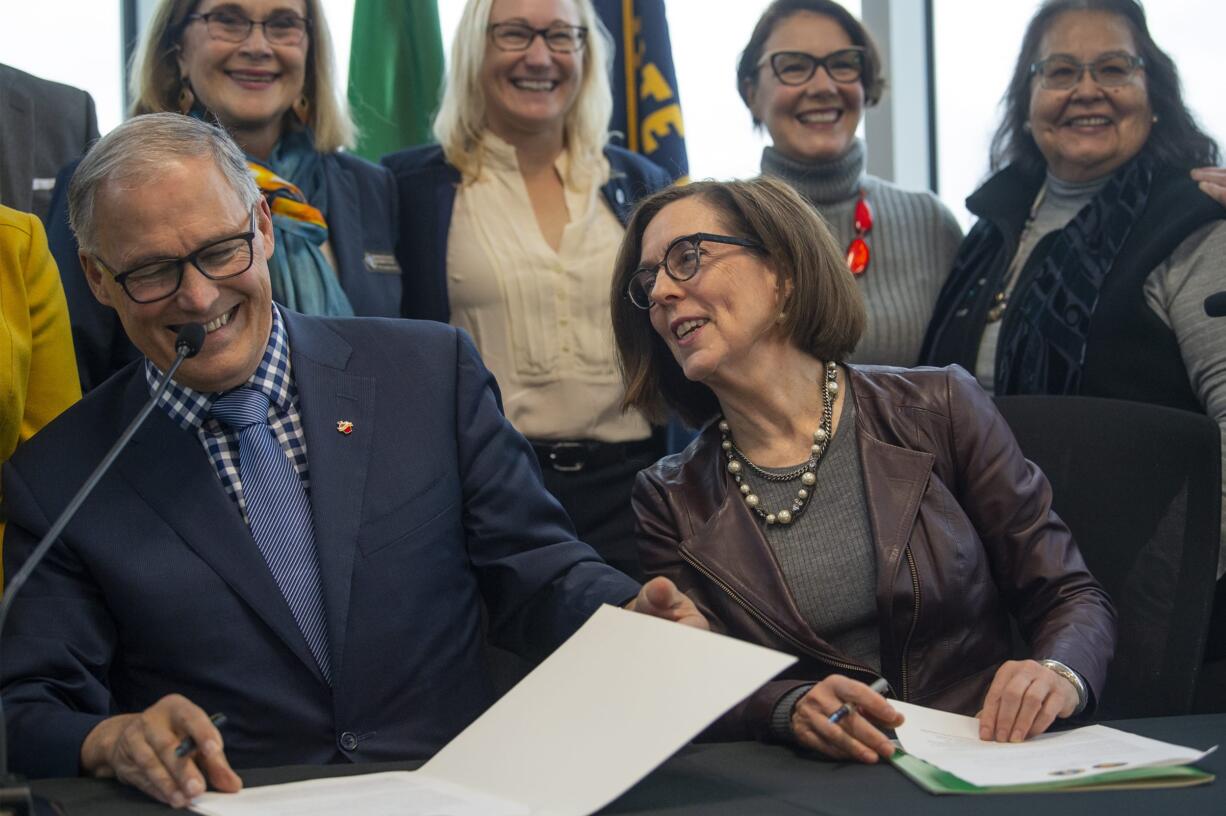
top-left (611, 177), bottom-right (866, 427)
top-left (737, 0), bottom-right (887, 125)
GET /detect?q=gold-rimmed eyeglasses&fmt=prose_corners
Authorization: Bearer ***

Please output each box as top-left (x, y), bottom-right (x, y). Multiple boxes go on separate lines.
top-left (184, 10), bottom-right (311, 46)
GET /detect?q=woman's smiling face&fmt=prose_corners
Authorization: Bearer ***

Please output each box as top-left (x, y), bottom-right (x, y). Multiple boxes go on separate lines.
top-left (1028, 10), bottom-right (1153, 182)
top-left (642, 197), bottom-right (787, 388)
top-left (480, 0), bottom-right (585, 142)
top-left (746, 11), bottom-right (865, 163)
top-left (176, 0), bottom-right (310, 148)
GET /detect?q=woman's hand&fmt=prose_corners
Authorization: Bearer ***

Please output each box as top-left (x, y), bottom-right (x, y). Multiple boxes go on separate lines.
top-left (1191, 167), bottom-right (1226, 207)
top-left (977, 659), bottom-right (1078, 743)
top-left (790, 675), bottom-right (903, 763)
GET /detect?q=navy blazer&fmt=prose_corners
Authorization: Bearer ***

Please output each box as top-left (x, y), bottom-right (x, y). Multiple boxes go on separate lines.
top-left (381, 143), bottom-right (672, 321)
top-left (1, 312), bottom-right (640, 778)
top-left (46, 151), bottom-right (402, 392)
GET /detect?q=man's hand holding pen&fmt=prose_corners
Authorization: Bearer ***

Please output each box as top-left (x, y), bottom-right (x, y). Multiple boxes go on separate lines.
top-left (78, 694), bottom-right (242, 809)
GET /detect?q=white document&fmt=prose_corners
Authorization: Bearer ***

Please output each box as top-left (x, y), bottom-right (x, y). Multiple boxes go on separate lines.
top-left (892, 700), bottom-right (1216, 787)
top-left (191, 772), bottom-right (527, 816)
top-left (192, 605), bottom-right (795, 816)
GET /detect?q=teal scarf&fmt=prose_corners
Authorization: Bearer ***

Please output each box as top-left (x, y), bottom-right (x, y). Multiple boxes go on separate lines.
top-left (251, 130), bottom-right (354, 316)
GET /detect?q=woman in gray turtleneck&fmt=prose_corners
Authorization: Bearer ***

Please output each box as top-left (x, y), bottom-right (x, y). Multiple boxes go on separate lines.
top-left (736, 0), bottom-right (962, 367)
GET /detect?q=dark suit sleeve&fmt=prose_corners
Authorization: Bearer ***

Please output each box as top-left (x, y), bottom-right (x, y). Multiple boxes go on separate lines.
top-left (82, 90), bottom-right (99, 146)
top-left (450, 329), bottom-right (640, 660)
top-left (45, 160), bottom-right (139, 392)
top-left (944, 365), bottom-right (1117, 706)
top-left (1, 462), bottom-right (113, 778)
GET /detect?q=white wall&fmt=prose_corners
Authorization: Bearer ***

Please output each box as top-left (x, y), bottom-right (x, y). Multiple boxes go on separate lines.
top-left (2, 2), bottom-right (125, 133)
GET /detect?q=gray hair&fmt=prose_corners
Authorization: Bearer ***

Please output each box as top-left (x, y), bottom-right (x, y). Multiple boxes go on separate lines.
top-left (69, 113), bottom-right (262, 253)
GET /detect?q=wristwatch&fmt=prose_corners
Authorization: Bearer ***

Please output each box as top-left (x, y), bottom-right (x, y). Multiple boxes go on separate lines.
top-left (1039, 659), bottom-right (1088, 715)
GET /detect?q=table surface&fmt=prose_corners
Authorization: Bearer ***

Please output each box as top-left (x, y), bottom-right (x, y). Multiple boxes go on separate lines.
top-left (30, 713), bottom-right (1225, 816)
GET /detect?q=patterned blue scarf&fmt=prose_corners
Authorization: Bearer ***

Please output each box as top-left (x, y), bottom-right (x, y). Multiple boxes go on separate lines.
top-left (251, 129), bottom-right (354, 316)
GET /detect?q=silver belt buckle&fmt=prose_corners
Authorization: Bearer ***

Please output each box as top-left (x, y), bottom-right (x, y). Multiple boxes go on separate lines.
top-left (547, 442), bottom-right (587, 472)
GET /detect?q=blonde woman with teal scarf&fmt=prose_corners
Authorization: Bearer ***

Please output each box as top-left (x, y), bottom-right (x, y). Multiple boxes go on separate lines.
top-left (48, 0), bottom-right (401, 390)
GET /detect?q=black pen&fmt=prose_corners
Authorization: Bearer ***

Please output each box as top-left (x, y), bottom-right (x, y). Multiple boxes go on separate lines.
top-left (174, 712), bottom-right (227, 758)
top-left (828, 678), bottom-right (891, 725)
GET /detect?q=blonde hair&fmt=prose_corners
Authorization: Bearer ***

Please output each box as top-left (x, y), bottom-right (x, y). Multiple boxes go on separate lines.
top-left (433, 0), bottom-right (613, 184)
top-left (128, 0), bottom-right (356, 153)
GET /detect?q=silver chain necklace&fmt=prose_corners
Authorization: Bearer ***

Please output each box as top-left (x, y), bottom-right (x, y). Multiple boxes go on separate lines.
top-left (718, 361), bottom-right (838, 526)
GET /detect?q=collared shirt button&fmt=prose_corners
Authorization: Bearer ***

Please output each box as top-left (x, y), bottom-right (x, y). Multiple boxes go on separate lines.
top-left (615, 188), bottom-right (626, 205)
top-left (338, 731), bottom-right (359, 751)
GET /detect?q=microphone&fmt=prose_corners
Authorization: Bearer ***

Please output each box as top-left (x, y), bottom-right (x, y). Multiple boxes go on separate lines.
top-left (1205, 291), bottom-right (1226, 318)
top-left (0, 324), bottom-right (205, 814)
top-left (176, 322), bottom-right (206, 358)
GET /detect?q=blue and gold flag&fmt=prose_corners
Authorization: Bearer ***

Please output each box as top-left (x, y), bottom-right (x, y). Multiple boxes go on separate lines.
top-left (595, 0), bottom-right (688, 181)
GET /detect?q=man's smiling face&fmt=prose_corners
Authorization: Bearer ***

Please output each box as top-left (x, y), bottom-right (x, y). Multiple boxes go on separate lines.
top-left (81, 155), bottom-right (275, 393)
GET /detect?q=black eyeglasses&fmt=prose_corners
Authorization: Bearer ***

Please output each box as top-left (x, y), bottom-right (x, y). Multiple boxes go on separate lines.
top-left (760, 48), bottom-right (867, 86)
top-left (185, 10), bottom-right (311, 46)
top-left (627, 233), bottom-right (764, 310)
top-left (488, 22), bottom-right (588, 53)
top-left (96, 208), bottom-right (257, 304)
top-left (1030, 53), bottom-right (1145, 90)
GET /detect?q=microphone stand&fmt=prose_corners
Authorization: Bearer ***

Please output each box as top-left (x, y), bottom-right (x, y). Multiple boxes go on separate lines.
top-left (0, 325), bottom-right (204, 816)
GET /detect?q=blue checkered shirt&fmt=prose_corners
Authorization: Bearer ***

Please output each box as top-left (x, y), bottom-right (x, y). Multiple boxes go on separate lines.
top-left (146, 305), bottom-right (310, 523)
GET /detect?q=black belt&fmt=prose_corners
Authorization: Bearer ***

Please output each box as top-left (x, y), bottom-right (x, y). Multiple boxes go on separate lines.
top-left (530, 437), bottom-right (660, 473)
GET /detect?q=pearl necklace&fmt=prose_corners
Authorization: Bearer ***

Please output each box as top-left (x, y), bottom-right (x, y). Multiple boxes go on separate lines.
top-left (719, 361), bottom-right (838, 526)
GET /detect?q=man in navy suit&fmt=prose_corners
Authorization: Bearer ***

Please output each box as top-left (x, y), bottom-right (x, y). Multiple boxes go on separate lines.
top-left (0, 114), bottom-right (704, 809)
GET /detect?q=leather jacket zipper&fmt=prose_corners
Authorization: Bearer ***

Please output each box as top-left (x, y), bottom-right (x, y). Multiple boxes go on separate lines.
top-left (680, 547), bottom-right (873, 678)
top-left (900, 545), bottom-right (921, 702)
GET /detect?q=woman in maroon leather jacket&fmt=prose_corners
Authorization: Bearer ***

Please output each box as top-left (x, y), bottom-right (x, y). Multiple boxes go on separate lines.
top-left (610, 177), bottom-right (1116, 764)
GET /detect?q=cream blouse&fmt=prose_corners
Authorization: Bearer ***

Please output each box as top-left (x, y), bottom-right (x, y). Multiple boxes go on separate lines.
top-left (446, 134), bottom-right (650, 443)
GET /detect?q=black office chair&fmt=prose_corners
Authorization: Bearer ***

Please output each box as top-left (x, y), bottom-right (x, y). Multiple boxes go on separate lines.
top-left (994, 395), bottom-right (1220, 719)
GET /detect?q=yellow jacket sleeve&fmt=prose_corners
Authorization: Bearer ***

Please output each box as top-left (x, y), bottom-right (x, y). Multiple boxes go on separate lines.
top-left (1, 205), bottom-right (83, 575)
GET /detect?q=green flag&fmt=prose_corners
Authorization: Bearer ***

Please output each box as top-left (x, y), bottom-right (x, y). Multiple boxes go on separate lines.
top-left (347, 0), bottom-right (445, 160)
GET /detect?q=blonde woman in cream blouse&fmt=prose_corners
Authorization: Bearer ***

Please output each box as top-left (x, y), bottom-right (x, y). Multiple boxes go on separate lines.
top-left (383, 0), bottom-right (672, 579)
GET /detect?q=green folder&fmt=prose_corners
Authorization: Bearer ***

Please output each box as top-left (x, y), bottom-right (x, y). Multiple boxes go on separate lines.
top-left (890, 749), bottom-right (1214, 794)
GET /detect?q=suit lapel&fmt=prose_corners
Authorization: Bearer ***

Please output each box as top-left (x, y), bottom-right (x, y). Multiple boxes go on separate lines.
top-left (856, 425), bottom-right (933, 596)
top-left (679, 477), bottom-right (836, 656)
top-left (112, 373), bottom-right (326, 682)
top-left (0, 69), bottom-right (34, 211)
top-left (283, 312), bottom-right (373, 683)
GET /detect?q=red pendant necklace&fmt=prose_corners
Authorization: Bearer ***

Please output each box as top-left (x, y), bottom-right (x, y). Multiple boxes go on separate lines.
top-left (846, 187), bottom-right (872, 276)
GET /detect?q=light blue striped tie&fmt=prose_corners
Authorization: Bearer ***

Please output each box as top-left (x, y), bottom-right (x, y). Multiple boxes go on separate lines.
top-left (211, 387), bottom-right (332, 684)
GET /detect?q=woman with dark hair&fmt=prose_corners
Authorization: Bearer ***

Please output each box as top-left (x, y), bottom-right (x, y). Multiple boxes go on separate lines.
top-left (921, 0), bottom-right (1226, 580)
top-left (610, 176), bottom-right (1115, 761)
top-left (737, 0), bottom-right (961, 366)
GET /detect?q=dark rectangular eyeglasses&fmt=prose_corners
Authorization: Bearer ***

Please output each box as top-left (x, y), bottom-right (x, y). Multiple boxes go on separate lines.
top-left (96, 207), bottom-right (258, 304)
top-left (487, 22), bottom-right (588, 53)
top-left (760, 48), bottom-right (866, 86)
